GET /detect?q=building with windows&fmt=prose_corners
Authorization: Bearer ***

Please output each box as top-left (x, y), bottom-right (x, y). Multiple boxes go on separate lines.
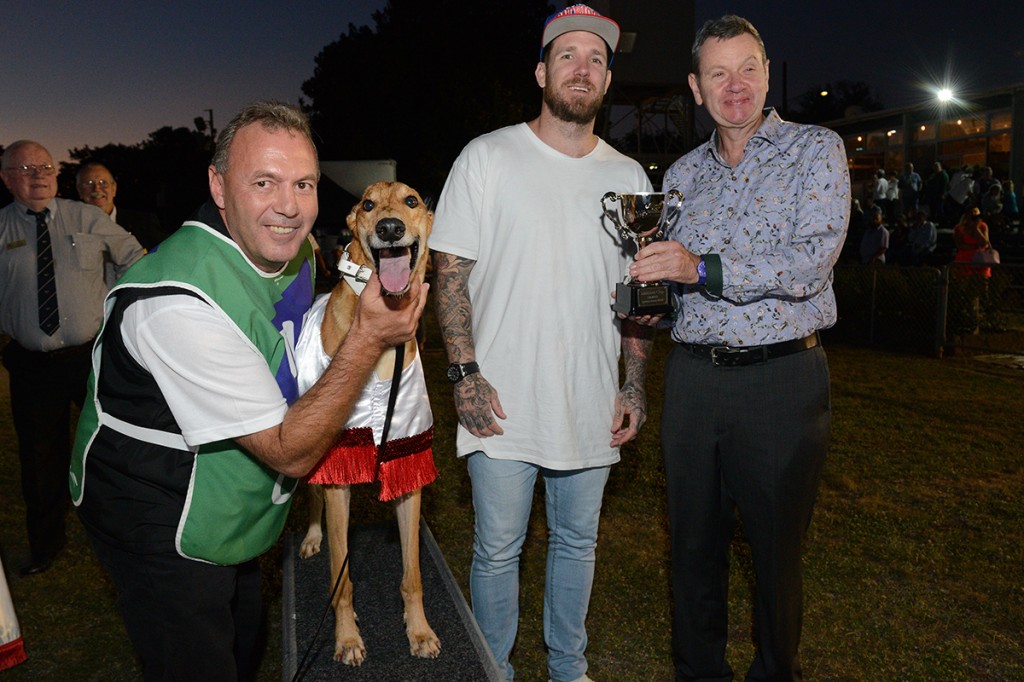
top-left (825, 85), bottom-right (1023, 202)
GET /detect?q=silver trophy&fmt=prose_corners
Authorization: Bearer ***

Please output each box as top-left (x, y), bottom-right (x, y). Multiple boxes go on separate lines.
top-left (602, 190), bottom-right (683, 316)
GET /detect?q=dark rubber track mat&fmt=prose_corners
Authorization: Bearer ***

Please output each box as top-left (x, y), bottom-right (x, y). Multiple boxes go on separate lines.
top-left (282, 522), bottom-right (503, 681)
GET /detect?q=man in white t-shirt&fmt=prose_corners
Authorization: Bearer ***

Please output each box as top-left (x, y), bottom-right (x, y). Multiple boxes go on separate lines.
top-left (430, 6), bottom-right (654, 682)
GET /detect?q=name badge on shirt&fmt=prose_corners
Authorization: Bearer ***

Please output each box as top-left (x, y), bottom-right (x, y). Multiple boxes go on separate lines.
top-left (5, 239), bottom-right (27, 250)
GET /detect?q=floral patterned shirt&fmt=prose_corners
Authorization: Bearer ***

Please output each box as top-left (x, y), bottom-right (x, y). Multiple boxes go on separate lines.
top-left (662, 108), bottom-right (850, 346)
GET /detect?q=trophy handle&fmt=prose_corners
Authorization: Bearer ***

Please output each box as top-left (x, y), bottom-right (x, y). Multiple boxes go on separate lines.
top-left (601, 191), bottom-right (630, 239)
top-left (661, 189), bottom-right (684, 232)
top-left (601, 192), bottom-right (620, 221)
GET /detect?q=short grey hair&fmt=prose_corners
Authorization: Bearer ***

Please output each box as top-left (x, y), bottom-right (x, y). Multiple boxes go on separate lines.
top-left (76, 161), bottom-right (114, 184)
top-left (691, 15), bottom-right (767, 76)
top-left (1, 140), bottom-right (49, 169)
top-left (211, 101), bottom-right (317, 174)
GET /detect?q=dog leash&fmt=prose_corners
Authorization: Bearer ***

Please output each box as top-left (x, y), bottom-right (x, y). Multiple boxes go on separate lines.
top-left (292, 553), bottom-right (349, 682)
top-left (377, 343), bottom-right (404, 465)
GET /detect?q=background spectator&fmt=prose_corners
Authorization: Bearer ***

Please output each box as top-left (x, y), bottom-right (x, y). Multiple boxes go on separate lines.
top-left (860, 205), bottom-right (890, 265)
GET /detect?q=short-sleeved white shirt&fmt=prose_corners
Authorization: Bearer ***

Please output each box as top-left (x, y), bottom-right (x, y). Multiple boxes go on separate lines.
top-left (431, 123), bottom-right (652, 469)
top-left (121, 294), bottom-right (288, 448)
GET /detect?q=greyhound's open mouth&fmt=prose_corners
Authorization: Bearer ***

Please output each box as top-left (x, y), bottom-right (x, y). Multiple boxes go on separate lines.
top-left (372, 239), bottom-right (420, 296)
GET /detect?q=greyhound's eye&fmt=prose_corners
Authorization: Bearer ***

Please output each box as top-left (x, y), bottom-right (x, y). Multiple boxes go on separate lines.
top-left (404, 196), bottom-right (419, 208)
top-left (362, 199), bottom-right (375, 211)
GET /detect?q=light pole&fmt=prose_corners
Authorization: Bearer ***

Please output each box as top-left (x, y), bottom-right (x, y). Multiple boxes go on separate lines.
top-left (204, 109), bottom-right (215, 141)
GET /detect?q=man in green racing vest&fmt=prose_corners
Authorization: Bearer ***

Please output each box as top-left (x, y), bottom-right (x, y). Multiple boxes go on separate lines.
top-left (70, 101), bottom-right (428, 681)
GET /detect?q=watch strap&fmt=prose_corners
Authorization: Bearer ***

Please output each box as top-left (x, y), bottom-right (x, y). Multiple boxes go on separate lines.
top-left (447, 361), bottom-right (480, 384)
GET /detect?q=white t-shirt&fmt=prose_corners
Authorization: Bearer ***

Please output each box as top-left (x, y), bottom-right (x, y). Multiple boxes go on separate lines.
top-left (121, 294), bottom-right (288, 448)
top-left (431, 123), bottom-right (652, 469)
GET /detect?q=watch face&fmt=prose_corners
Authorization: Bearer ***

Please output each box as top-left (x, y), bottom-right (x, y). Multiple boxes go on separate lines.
top-left (446, 364), bottom-right (462, 383)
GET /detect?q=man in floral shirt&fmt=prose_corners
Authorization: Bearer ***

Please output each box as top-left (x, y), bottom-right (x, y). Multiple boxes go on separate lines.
top-left (627, 14), bottom-right (850, 682)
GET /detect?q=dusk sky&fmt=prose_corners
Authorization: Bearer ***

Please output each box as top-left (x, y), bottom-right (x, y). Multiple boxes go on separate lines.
top-left (4, 1), bottom-right (1023, 163)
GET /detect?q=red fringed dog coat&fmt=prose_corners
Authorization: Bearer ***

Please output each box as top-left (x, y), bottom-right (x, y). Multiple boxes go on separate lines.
top-left (295, 294), bottom-right (436, 501)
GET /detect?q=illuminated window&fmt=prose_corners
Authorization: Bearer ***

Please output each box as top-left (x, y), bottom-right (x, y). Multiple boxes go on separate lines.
top-left (990, 111), bottom-right (1012, 131)
top-left (939, 115), bottom-right (986, 138)
top-left (865, 130), bottom-right (892, 149)
top-left (989, 132), bottom-right (1011, 153)
top-left (914, 123), bottom-right (936, 142)
top-left (843, 134), bottom-right (865, 154)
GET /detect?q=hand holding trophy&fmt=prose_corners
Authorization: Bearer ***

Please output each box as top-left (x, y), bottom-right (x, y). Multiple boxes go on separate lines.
top-left (602, 190), bottom-right (683, 316)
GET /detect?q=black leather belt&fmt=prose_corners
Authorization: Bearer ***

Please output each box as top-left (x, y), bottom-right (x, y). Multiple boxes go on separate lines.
top-left (678, 332), bottom-right (820, 367)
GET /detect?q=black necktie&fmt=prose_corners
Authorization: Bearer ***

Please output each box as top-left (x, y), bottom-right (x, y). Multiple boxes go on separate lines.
top-left (30, 209), bottom-right (60, 336)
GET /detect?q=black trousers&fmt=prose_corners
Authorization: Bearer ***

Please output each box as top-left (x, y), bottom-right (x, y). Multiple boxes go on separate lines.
top-left (661, 344), bottom-right (830, 682)
top-left (87, 533), bottom-right (264, 681)
top-left (2, 340), bottom-right (91, 562)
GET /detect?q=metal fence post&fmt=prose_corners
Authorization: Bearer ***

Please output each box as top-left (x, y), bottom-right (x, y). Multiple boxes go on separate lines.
top-left (868, 266), bottom-right (877, 344)
top-left (936, 265), bottom-right (950, 357)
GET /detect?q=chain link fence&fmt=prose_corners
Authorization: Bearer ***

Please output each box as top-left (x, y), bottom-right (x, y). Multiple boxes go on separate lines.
top-left (826, 263), bottom-right (1024, 357)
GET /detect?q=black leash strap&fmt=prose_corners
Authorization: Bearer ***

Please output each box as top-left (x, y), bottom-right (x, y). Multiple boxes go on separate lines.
top-left (292, 342), bottom-right (405, 682)
top-left (291, 553), bottom-right (348, 681)
top-left (376, 342), bottom-right (405, 469)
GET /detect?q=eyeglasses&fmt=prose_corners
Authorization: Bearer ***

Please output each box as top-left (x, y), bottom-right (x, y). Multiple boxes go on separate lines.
top-left (80, 179), bottom-right (115, 189)
top-left (3, 164), bottom-right (57, 177)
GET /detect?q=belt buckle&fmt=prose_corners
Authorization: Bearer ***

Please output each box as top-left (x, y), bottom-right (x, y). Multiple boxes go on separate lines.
top-left (710, 345), bottom-right (767, 367)
top-left (710, 346), bottom-right (734, 367)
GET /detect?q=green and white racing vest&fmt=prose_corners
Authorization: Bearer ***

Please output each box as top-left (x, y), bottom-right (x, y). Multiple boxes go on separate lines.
top-left (70, 208), bottom-right (314, 565)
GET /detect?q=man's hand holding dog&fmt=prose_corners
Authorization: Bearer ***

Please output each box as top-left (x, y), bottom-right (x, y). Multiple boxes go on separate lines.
top-left (454, 373), bottom-right (506, 438)
top-left (239, 273), bottom-right (428, 478)
top-left (351, 272), bottom-right (430, 353)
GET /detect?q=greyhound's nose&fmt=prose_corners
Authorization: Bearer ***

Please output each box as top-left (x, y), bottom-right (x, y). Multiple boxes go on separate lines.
top-left (375, 218), bottom-right (406, 243)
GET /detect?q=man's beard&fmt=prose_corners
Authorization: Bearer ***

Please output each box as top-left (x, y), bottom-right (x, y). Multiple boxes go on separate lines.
top-left (543, 79), bottom-right (605, 125)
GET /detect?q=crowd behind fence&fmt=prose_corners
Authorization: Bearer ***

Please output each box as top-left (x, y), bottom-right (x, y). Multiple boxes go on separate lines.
top-left (826, 263), bottom-right (1024, 357)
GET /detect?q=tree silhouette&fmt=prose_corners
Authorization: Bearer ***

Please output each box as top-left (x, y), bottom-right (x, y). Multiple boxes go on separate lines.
top-left (788, 80), bottom-right (884, 124)
top-left (0, 145), bottom-right (12, 207)
top-left (301, 0), bottom-right (555, 196)
top-left (61, 125), bottom-right (214, 230)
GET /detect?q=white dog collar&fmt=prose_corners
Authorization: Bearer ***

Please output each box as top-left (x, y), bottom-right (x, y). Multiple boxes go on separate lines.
top-left (338, 246), bottom-right (372, 296)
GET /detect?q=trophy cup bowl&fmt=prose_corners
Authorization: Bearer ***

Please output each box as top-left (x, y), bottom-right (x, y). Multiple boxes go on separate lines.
top-left (602, 190), bottom-right (683, 316)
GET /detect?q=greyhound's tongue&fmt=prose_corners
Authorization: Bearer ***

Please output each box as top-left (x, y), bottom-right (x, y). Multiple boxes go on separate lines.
top-left (378, 247), bottom-right (411, 293)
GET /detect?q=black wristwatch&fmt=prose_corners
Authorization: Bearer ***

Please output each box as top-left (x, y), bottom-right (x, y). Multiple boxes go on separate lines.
top-left (446, 361), bottom-right (480, 384)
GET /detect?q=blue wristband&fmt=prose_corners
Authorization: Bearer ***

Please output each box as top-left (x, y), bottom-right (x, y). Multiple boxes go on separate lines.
top-left (697, 256), bottom-right (707, 286)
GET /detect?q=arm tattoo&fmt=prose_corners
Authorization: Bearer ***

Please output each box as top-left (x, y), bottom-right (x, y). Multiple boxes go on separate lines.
top-left (454, 374), bottom-right (499, 431)
top-left (620, 318), bottom-right (654, 424)
top-left (432, 251), bottom-right (502, 432)
top-left (432, 251), bottom-right (477, 363)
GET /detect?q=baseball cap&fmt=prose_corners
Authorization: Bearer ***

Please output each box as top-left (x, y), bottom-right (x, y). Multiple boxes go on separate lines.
top-left (540, 4), bottom-right (620, 59)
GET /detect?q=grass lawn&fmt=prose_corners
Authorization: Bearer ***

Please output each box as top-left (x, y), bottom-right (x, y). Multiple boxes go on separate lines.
top-left (0, 321), bottom-right (1021, 680)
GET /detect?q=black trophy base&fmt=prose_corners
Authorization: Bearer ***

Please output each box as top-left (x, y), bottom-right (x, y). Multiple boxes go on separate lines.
top-left (613, 281), bottom-right (673, 316)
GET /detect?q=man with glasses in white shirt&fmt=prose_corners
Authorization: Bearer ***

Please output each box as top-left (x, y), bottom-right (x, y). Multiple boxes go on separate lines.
top-left (0, 140), bottom-right (143, 576)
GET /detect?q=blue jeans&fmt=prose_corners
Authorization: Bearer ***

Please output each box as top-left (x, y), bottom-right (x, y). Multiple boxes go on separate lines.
top-left (467, 451), bottom-right (610, 682)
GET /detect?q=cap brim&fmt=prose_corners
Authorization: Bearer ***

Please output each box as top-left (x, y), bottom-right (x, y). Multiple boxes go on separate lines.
top-left (542, 15), bottom-right (620, 55)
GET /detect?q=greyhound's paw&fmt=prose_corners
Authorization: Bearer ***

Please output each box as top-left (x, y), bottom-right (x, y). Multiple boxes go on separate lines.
top-left (298, 532), bottom-right (322, 559)
top-left (334, 636), bottom-right (366, 666)
top-left (408, 626), bottom-right (441, 659)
